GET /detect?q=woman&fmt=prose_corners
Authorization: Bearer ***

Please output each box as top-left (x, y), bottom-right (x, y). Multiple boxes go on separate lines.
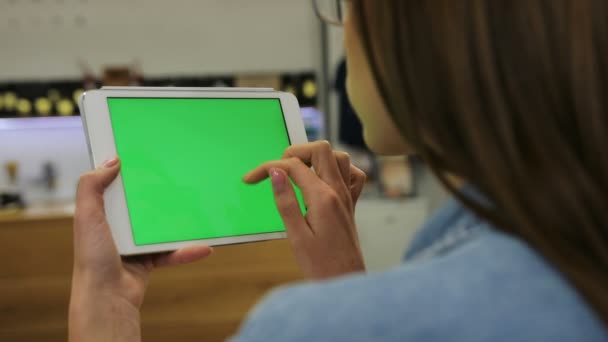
top-left (69, 0), bottom-right (608, 341)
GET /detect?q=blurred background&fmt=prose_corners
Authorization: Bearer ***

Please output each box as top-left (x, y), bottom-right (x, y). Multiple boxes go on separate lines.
top-left (0, 0), bottom-right (447, 341)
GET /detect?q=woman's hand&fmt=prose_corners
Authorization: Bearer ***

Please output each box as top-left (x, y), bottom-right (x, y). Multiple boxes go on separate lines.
top-left (244, 141), bottom-right (367, 280)
top-left (69, 157), bottom-right (213, 342)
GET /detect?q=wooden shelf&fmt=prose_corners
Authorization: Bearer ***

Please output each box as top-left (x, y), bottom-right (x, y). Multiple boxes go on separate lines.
top-left (0, 202), bottom-right (74, 224)
top-left (0, 215), bottom-right (302, 341)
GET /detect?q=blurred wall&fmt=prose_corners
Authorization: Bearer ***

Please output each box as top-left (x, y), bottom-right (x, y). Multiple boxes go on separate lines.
top-left (0, 0), bottom-right (319, 80)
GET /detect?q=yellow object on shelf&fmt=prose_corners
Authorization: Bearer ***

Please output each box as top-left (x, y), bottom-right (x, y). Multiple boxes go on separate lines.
top-left (57, 99), bottom-right (74, 116)
top-left (73, 88), bottom-right (84, 104)
top-left (303, 79), bottom-right (317, 99)
top-left (16, 98), bottom-right (32, 116)
top-left (48, 89), bottom-right (61, 103)
top-left (35, 97), bottom-right (53, 116)
top-left (4, 92), bottom-right (17, 110)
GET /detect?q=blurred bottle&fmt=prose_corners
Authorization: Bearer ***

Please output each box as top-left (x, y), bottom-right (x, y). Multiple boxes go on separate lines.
top-left (78, 60), bottom-right (98, 90)
top-left (5, 162), bottom-right (18, 189)
top-left (42, 162), bottom-right (57, 192)
top-left (103, 66), bottom-right (131, 86)
top-left (1, 161), bottom-right (26, 209)
top-left (129, 59), bottom-right (144, 86)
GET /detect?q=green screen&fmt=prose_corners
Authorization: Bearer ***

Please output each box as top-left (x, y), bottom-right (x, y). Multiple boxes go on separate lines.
top-left (107, 97), bottom-right (300, 245)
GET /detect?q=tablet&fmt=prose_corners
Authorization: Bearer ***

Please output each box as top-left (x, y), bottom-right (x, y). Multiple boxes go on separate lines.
top-left (79, 88), bottom-right (308, 255)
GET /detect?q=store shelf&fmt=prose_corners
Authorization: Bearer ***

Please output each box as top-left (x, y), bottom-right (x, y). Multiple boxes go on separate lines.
top-left (0, 202), bottom-right (75, 223)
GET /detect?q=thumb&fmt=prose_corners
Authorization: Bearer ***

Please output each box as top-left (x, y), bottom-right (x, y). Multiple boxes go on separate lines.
top-left (73, 157), bottom-right (121, 268)
top-left (75, 157), bottom-right (120, 227)
top-left (269, 168), bottom-right (311, 241)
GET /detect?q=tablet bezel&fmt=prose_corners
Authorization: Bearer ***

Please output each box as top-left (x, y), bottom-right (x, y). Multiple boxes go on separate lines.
top-left (79, 88), bottom-right (308, 255)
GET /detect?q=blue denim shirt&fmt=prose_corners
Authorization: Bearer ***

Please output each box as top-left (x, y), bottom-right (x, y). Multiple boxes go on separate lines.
top-left (231, 198), bottom-right (608, 341)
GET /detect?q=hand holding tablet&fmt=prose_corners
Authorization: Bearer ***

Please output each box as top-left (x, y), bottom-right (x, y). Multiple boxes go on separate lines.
top-left (79, 87), bottom-right (308, 255)
top-left (71, 89), bottom-right (366, 342)
top-left (243, 141), bottom-right (367, 279)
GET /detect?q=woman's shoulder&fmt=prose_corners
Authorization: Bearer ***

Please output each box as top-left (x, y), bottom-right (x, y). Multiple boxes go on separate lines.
top-left (233, 224), bottom-right (607, 342)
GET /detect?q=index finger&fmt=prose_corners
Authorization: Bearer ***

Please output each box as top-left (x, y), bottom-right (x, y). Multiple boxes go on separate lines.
top-left (283, 141), bottom-right (345, 189)
top-left (243, 158), bottom-right (328, 205)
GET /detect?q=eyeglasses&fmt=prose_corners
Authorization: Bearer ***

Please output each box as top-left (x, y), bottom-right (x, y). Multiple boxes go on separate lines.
top-left (313, 0), bottom-right (349, 26)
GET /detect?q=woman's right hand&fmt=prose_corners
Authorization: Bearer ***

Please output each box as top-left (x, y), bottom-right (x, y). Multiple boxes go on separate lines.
top-left (244, 141), bottom-right (367, 280)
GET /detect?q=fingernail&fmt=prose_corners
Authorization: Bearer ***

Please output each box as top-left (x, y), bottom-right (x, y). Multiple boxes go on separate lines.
top-left (242, 171), bottom-right (251, 181)
top-left (103, 157), bottom-right (119, 168)
top-left (269, 168), bottom-right (286, 193)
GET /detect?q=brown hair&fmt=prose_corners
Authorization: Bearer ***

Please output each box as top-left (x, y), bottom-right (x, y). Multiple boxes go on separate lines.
top-left (354, 0), bottom-right (608, 324)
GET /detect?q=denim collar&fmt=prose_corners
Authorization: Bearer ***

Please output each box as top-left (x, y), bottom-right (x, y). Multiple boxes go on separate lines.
top-left (404, 185), bottom-right (490, 262)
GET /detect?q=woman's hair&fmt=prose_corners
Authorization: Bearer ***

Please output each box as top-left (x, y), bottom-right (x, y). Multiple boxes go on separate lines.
top-left (354, 0), bottom-right (608, 324)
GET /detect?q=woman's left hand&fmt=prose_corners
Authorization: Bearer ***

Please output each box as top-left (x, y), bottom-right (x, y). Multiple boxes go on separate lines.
top-left (69, 157), bottom-right (213, 342)
top-left (244, 141), bottom-right (367, 280)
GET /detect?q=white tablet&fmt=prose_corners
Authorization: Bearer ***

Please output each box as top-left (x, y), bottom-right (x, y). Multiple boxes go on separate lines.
top-left (79, 88), bottom-right (308, 255)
